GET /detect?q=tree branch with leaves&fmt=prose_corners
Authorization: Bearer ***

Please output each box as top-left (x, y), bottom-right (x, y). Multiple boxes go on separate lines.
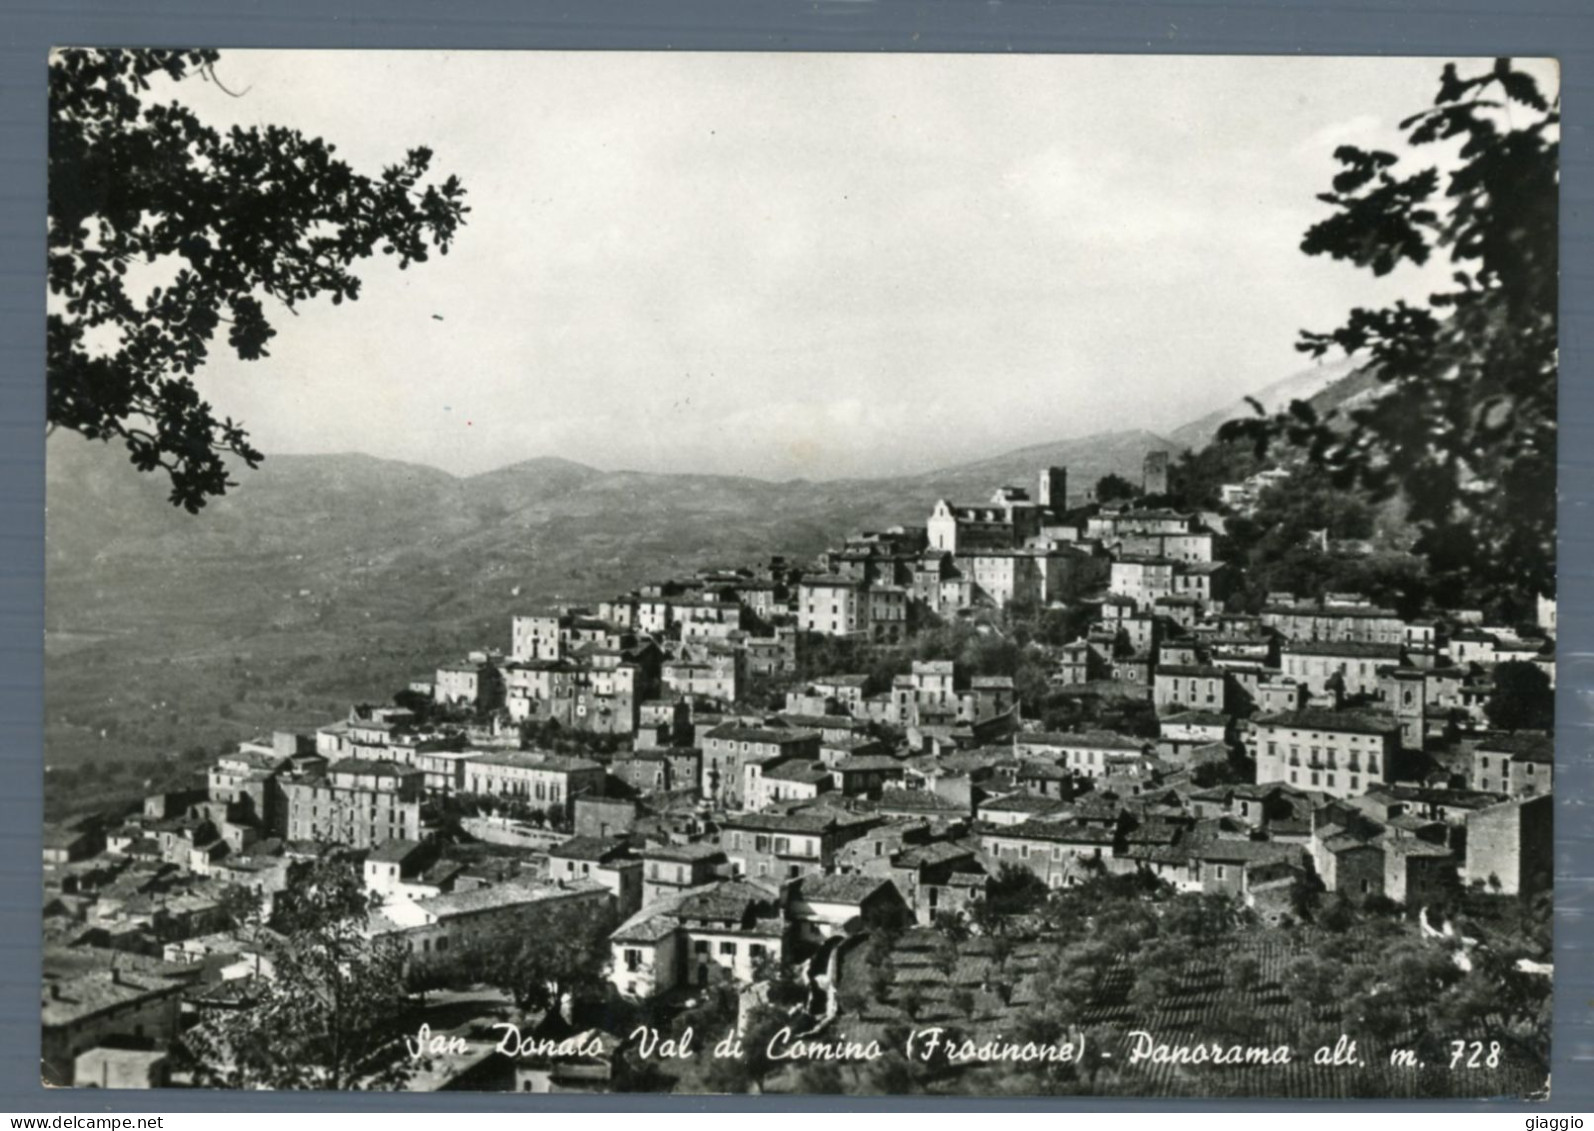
top-left (48, 48), bottom-right (469, 512)
top-left (1220, 58), bottom-right (1557, 615)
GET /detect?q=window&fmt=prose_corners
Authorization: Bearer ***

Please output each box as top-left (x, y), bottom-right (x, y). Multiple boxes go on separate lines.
top-left (750, 944), bottom-right (767, 961)
top-left (719, 941), bottom-right (737, 956)
top-left (694, 939), bottom-right (709, 954)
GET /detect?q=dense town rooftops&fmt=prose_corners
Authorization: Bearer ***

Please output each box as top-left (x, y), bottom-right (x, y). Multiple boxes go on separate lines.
top-left (1252, 709), bottom-right (1401, 736)
top-left (792, 874), bottom-right (893, 905)
top-left (640, 841), bottom-right (725, 864)
top-left (1262, 602), bottom-right (1401, 619)
top-left (462, 750), bottom-right (603, 773)
top-left (217, 747), bottom-right (291, 773)
top-left (366, 839), bottom-right (426, 864)
top-left (779, 714), bottom-right (869, 732)
top-left (1015, 730), bottom-right (1145, 751)
top-left (1474, 732), bottom-right (1554, 763)
top-left (324, 759), bottom-right (421, 779)
top-left (549, 836), bottom-right (632, 863)
top-left (876, 788), bottom-right (966, 814)
top-left (761, 761), bottom-right (831, 785)
top-left (980, 794), bottom-right (1070, 815)
top-left (409, 879), bottom-right (606, 922)
top-left (1284, 641), bottom-right (1404, 658)
top-left (437, 660), bottom-right (497, 674)
top-left (834, 754), bottom-right (903, 774)
top-left (674, 880), bottom-right (779, 924)
top-left (705, 724), bottom-right (820, 745)
top-left (1382, 838), bottom-right (1454, 858)
top-left (1159, 710), bottom-right (1231, 728)
top-left (720, 809), bottom-right (861, 834)
top-left (41, 968), bottom-right (185, 1027)
top-left (1192, 838), bottom-right (1305, 865)
top-left (992, 819), bottom-right (1116, 845)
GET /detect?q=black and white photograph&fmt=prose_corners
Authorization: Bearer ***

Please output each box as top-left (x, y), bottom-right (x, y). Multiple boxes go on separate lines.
top-left (41, 48), bottom-right (1558, 1098)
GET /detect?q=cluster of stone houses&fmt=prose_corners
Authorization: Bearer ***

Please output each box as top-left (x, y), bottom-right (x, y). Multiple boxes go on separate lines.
top-left (42, 451), bottom-right (1555, 1088)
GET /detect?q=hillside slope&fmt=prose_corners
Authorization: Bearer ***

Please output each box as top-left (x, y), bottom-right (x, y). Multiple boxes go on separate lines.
top-left (41, 360), bottom-right (1365, 774)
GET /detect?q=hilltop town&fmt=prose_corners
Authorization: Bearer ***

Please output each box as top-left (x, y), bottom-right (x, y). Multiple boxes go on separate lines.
top-left (42, 451), bottom-right (1556, 1095)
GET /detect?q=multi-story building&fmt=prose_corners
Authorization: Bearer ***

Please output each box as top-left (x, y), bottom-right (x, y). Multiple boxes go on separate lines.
top-left (547, 837), bottom-right (643, 917)
top-left (797, 575), bottom-right (866, 637)
top-left (745, 759), bottom-right (833, 812)
top-left (1085, 507), bottom-right (1194, 540)
top-left (504, 658), bottom-right (645, 734)
top-left (461, 751), bottom-right (606, 813)
top-left (927, 501), bottom-right (1019, 554)
top-left (1464, 794), bottom-right (1553, 895)
top-left (700, 724), bottom-right (822, 810)
top-left (608, 880), bottom-right (786, 1001)
top-left (1153, 664), bottom-right (1229, 714)
top-left (1113, 529), bottom-right (1215, 564)
top-left (276, 759), bottom-right (425, 848)
top-left (42, 962), bottom-right (186, 1087)
top-left (718, 808), bottom-right (879, 882)
top-left (434, 657), bottom-right (505, 710)
top-left (511, 612), bottom-right (568, 662)
top-left (1109, 556), bottom-right (1175, 610)
top-left (370, 879), bottom-right (612, 975)
top-left (662, 650), bottom-right (742, 704)
top-left (980, 819), bottom-right (1121, 887)
top-left (1282, 641), bottom-right (1404, 698)
top-left (953, 550), bottom-right (1048, 609)
top-left (1261, 600), bottom-right (1406, 646)
top-left (1250, 708), bottom-right (1400, 800)
top-left (1470, 732), bottom-right (1554, 797)
top-left (640, 842), bottom-right (727, 906)
top-left (1013, 731), bottom-right (1150, 778)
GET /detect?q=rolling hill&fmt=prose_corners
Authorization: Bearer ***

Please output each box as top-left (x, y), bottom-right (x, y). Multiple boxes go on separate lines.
top-left (41, 361), bottom-right (1362, 776)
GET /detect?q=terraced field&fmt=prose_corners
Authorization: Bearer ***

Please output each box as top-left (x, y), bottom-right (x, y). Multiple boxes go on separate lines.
top-left (827, 925), bottom-right (1548, 1099)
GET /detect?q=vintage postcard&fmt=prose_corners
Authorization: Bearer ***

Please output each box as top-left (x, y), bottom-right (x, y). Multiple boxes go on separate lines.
top-left (43, 50), bottom-right (1557, 1097)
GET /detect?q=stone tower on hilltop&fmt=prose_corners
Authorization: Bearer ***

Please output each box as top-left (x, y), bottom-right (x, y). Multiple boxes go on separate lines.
top-left (1038, 466), bottom-right (1068, 511)
top-left (1142, 450), bottom-right (1169, 497)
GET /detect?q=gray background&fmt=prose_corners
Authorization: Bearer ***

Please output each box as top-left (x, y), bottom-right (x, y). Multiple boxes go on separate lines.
top-left (2, 0), bottom-right (1589, 1112)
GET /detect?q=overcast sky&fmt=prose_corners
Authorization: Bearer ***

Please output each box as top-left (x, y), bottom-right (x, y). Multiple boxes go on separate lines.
top-left (142, 51), bottom-right (1554, 482)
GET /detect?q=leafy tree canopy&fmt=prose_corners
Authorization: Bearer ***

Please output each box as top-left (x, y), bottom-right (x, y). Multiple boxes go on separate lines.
top-left (1484, 660), bottom-right (1555, 733)
top-left (184, 857), bottom-right (415, 1090)
top-left (49, 48), bottom-right (468, 511)
top-left (1093, 473), bottom-right (1139, 504)
top-left (1220, 59), bottom-right (1557, 607)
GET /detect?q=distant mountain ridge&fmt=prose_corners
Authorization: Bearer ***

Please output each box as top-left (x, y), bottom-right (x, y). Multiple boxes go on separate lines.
top-left (45, 358), bottom-right (1374, 577)
top-left (1163, 355), bottom-right (1368, 453)
top-left (41, 356), bottom-right (1367, 770)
